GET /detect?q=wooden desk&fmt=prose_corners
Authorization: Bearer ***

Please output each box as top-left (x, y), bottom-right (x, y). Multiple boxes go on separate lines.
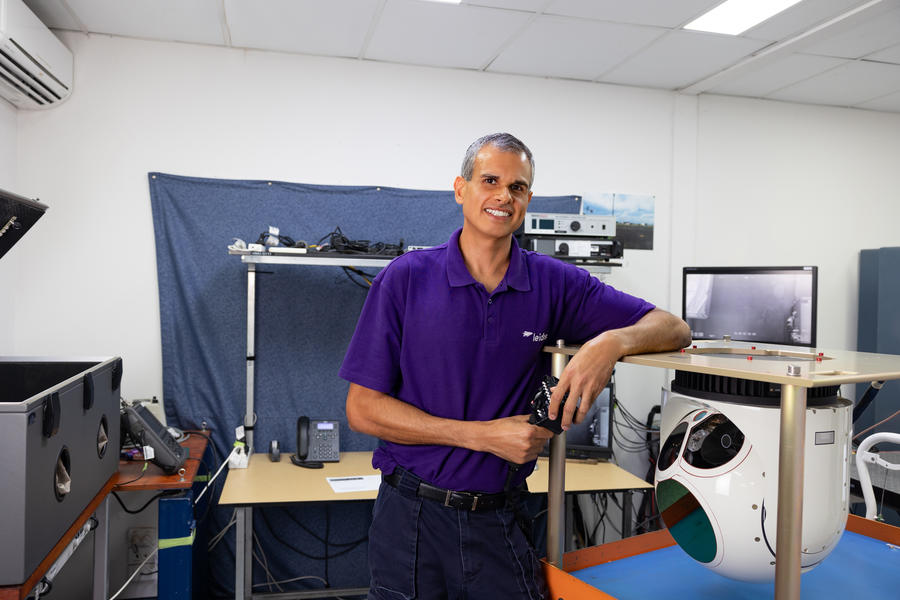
top-left (115, 430), bottom-right (209, 491)
top-left (221, 451), bottom-right (651, 600)
top-left (221, 451), bottom-right (650, 504)
top-left (116, 431), bottom-right (210, 600)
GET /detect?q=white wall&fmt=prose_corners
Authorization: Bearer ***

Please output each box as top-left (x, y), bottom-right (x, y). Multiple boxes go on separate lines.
top-left (1, 97), bottom-right (18, 337)
top-left (11, 31), bottom-right (900, 459)
top-left (693, 95), bottom-right (900, 350)
top-left (8, 35), bottom-right (900, 576)
top-left (11, 33), bottom-right (679, 412)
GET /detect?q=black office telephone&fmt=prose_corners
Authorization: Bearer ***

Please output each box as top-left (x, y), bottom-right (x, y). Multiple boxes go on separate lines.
top-left (290, 416), bottom-right (340, 469)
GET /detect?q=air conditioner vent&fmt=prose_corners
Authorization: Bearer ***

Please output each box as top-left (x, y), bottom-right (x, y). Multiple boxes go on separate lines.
top-left (10, 37), bottom-right (68, 91)
top-left (0, 0), bottom-right (73, 109)
top-left (0, 48), bottom-right (57, 104)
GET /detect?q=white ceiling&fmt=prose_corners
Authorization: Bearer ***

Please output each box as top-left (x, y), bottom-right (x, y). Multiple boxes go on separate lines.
top-left (23, 0), bottom-right (900, 113)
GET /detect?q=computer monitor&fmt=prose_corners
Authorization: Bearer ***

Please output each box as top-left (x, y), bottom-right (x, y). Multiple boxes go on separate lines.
top-left (682, 266), bottom-right (818, 347)
top-left (564, 386), bottom-right (614, 460)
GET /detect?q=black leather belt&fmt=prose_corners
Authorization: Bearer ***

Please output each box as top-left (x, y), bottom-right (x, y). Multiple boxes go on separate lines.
top-left (384, 470), bottom-right (510, 512)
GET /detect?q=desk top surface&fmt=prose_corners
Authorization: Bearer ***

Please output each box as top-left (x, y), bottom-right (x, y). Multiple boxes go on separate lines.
top-left (546, 341), bottom-right (900, 388)
top-left (114, 431), bottom-right (209, 491)
top-left (220, 451), bottom-right (650, 505)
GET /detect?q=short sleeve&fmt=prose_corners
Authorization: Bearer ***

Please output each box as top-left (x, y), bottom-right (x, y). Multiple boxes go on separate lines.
top-left (556, 266), bottom-right (655, 343)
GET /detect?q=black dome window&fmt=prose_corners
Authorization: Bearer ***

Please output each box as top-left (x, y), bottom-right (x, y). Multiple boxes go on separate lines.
top-left (683, 413), bottom-right (745, 469)
top-left (659, 422), bottom-right (689, 471)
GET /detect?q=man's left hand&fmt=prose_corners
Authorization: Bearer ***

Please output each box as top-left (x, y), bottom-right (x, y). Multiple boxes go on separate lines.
top-left (548, 332), bottom-right (623, 429)
top-left (546, 308), bottom-right (692, 429)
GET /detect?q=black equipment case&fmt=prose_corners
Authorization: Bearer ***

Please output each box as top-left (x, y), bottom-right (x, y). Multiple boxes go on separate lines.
top-left (0, 188), bottom-right (123, 585)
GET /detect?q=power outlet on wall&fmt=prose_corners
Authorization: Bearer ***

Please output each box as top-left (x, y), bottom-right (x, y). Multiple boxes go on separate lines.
top-left (126, 527), bottom-right (158, 590)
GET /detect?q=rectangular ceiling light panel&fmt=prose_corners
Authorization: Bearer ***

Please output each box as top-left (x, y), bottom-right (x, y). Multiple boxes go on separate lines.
top-left (685, 0), bottom-right (804, 35)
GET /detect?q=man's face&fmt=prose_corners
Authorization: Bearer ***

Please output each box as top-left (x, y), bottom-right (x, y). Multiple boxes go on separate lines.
top-left (454, 145), bottom-right (533, 242)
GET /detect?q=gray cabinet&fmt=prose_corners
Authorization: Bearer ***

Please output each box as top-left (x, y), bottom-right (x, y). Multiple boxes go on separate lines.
top-left (857, 247), bottom-right (900, 432)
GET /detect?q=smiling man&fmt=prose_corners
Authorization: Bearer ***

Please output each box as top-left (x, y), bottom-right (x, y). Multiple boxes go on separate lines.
top-left (340, 133), bottom-right (690, 600)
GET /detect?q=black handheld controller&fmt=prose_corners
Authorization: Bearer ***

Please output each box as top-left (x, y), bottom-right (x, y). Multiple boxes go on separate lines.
top-left (528, 375), bottom-right (568, 434)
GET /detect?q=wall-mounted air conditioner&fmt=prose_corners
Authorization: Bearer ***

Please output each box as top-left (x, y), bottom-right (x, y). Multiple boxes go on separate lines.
top-left (0, 0), bottom-right (73, 109)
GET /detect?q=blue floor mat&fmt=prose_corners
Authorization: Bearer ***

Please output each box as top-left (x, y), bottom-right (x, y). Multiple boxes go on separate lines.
top-left (570, 531), bottom-right (900, 599)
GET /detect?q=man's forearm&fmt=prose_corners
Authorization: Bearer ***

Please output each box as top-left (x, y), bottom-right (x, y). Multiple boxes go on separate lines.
top-left (550, 308), bottom-right (691, 426)
top-left (590, 308), bottom-right (691, 357)
top-left (346, 383), bottom-right (484, 449)
top-left (345, 383), bottom-right (554, 464)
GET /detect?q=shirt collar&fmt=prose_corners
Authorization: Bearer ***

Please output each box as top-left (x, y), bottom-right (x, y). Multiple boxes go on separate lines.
top-left (445, 228), bottom-right (531, 292)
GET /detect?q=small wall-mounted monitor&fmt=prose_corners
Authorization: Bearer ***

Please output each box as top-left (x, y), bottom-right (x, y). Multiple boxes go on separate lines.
top-left (683, 266), bottom-right (818, 347)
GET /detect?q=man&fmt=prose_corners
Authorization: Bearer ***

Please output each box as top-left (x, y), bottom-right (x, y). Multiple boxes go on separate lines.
top-left (340, 133), bottom-right (691, 599)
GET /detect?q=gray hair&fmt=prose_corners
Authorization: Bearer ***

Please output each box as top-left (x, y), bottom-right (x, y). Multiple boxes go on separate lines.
top-left (460, 133), bottom-right (534, 187)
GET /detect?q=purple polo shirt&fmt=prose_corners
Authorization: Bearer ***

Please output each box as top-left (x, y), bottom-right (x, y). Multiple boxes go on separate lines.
top-left (339, 228), bottom-right (654, 493)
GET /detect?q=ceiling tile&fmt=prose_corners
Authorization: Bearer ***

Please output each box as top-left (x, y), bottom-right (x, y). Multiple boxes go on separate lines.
top-left (855, 89), bottom-right (900, 112)
top-left (365, 0), bottom-right (531, 69)
top-left (868, 43), bottom-right (900, 65)
top-left (487, 15), bottom-right (666, 80)
top-left (58, 0), bottom-right (225, 45)
top-left (542, 0), bottom-right (721, 28)
top-left (22, 0), bottom-right (83, 30)
top-left (744, 0), bottom-right (871, 42)
top-left (710, 53), bottom-right (846, 97)
top-left (601, 30), bottom-right (769, 90)
top-left (769, 59), bottom-right (900, 106)
top-left (226, 0), bottom-right (380, 57)
top-left (800, 7), bottom-right (900, 59)
top-left (464, 0), bottom-right (548, 11)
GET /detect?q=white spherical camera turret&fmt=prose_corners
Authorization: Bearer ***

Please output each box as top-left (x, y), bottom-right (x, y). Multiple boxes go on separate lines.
top-left (655, 376), bottom-right (851, 582)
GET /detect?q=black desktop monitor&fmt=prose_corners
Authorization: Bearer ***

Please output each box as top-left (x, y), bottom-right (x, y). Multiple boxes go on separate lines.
top-left (564, 386), bottom-right (614, 460)
top-left (682, 266), bottom-right (818, 347)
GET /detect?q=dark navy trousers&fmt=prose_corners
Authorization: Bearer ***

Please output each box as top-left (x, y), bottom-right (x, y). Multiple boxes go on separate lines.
top-left (366, 476), bottom-right (548, 600)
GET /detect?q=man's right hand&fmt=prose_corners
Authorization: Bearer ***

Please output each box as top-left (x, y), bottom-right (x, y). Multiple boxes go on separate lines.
top-left (478, 415), bottom-right (555, 464)
top-left (347, 383), bottom-right (554, 463)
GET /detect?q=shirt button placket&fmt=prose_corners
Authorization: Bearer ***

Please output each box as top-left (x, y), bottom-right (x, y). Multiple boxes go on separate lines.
top-left (486, 297), bottom-right (497, 341)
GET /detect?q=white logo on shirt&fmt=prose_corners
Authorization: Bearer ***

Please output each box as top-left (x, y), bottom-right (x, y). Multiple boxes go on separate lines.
top-left (522, 330), bottom-right (548, 342)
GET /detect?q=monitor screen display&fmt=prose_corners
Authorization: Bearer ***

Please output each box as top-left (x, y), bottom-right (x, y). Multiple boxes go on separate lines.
top-left (683, 266), bottom-right (817, 347)
top-left (565, 387), bottom-right (614, 460)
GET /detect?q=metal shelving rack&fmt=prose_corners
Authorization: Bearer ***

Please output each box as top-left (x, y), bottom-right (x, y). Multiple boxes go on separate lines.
top-left (229, 249), bottom-right (393, 599)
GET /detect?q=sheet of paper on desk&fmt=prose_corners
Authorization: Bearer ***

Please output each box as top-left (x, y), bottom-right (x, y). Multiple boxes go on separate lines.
top-left (327, 475), bottom-right (381, 493)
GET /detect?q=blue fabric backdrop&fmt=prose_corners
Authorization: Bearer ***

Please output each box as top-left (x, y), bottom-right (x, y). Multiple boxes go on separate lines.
top-left (148, 172), bottom-right (579, 595)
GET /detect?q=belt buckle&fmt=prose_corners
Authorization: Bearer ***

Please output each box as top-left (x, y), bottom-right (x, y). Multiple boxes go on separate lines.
top-left (471, 495), bottom-right (479, 511)
top-left (443, 489), bottom-right (453, 508)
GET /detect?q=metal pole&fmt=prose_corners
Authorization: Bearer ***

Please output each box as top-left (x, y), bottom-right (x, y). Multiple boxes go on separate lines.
top-left (774, 380), bottom-right (807, 600)
top-left (547, 341), bottom-right (568, 567)
top-left (236, 507), bottom-right (253, 600)
top-left (621, 490), bottom-right (633, 538)
top-left (246, 263), bottom-right (257, 450)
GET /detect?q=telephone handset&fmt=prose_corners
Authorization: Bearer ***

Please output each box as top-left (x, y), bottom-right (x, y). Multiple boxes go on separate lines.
top-left (291, 416), bottom-right (341, 469)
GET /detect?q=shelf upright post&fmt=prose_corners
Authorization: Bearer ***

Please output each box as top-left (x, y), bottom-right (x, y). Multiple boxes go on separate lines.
top-left (246, 263), bottom-right (256, 449)
top-left (229, 252), bottom-right (395, 600)
top-left (236, 262), bottom-right (257, 600)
